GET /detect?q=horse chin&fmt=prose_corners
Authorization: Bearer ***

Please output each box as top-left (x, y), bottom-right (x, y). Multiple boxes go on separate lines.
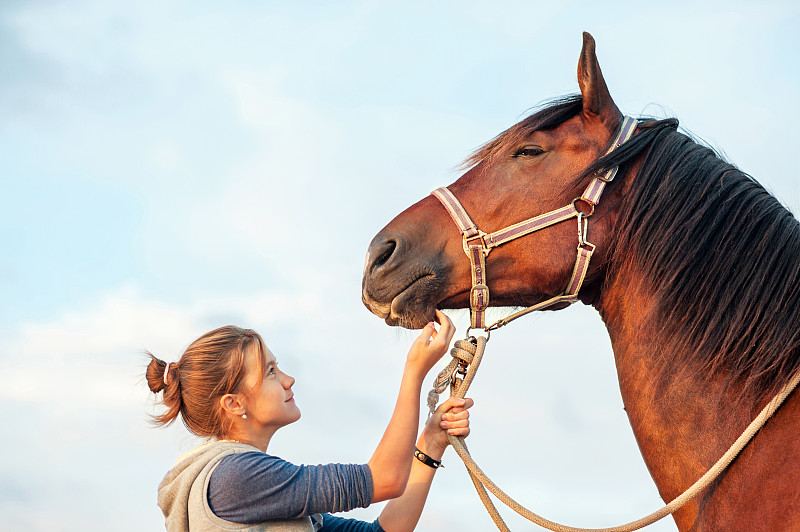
top-left (363, 276), bottom-right (440, 329)
top-left (386, 296), bottom-right (437, 329)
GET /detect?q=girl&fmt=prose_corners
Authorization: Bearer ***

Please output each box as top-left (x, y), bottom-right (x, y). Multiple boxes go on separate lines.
top-left (146, 310), bottom-right (472, 531)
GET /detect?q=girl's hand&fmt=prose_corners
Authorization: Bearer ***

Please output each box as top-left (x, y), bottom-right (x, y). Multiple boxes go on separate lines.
top-left (419, 396), bottom-right (474, 455)
top-left (406, 310), bottom-right (455, 376)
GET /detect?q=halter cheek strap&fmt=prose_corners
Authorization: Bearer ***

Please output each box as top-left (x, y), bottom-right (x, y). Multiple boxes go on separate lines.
top-left (432, 115), bottom-right (637, 331)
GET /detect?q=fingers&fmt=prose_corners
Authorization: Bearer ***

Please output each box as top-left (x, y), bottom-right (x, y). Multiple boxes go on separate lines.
top-left (434, 310), bottom-right (455, 343)
top-left (437, 396), bottom-right (473, 436)
top-left (434, 396), bottom-right (464, 414)
top-left (435, 396), bottom-right (473, 414)
top-left (413, 321), bottom-right (437, 346)
top-left (444, 425), bottom-right (470, 437)
top-left (420, 311), bottom-right (453, 353)
top-left (441, 409), bottom-right (470, 436)
top-left (442, 405), bottom-right (470, 420)
top-left (407, 311), bottom-right (456, 372)
top-left (442, 409), bottom-right (469, 423)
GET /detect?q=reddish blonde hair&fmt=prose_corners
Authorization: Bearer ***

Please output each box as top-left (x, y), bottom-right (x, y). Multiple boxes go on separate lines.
top-left (145, 325), bottom-right (267, 439)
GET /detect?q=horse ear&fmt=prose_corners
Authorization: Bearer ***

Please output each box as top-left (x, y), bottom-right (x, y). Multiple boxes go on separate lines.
top-left (578, 32), bottom-right (622, 127)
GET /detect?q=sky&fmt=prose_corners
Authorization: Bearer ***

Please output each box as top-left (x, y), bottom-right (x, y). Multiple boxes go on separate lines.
top-left (1, 1), bottom-right (798, 531)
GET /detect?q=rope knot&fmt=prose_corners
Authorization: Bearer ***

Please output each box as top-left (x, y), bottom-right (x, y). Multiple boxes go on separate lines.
top-left (452, 337), bottom-right (478, 362)
top-left (427, 336), bottom-right (483, 417)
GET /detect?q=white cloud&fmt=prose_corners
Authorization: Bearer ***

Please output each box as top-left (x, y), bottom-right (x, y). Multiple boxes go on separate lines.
top-left (0, 284), bottom-right (326, 407)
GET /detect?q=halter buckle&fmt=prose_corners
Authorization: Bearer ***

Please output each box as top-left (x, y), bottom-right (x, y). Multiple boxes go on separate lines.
top-left (577, 212), bottom-right (588, 246)
top-left (469, 283), bottom-right (490, 312)
top-left (594, 166), bottom-right (620, 183)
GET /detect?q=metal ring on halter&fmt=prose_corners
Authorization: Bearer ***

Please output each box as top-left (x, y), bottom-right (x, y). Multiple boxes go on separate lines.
top-left (571, 197), bottom-right (595, 217)
top-left (465, 327), bottom-right (491, 340)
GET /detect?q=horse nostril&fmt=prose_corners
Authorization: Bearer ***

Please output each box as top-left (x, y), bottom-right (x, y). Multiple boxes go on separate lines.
top-left (373, 240), bottom-right (396, 269)
top-left (367, 238), bottom-right (398, 276)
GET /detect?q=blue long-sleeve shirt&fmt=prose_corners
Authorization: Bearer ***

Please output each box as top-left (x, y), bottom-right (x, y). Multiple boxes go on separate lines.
top-left (208, 451), bottom-right (384, 532)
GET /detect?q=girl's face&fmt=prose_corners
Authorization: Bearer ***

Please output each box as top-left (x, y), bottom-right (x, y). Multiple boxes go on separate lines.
top-left (241, 344), bottom-right (301, 430)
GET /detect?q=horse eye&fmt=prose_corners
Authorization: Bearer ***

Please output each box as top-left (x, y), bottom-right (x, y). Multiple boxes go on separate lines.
top-left (514, 146), bottom-right (545, 158)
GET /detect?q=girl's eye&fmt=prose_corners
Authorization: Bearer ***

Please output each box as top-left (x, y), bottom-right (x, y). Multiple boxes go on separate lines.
top-left (514, 146), bottom-right (545, 158)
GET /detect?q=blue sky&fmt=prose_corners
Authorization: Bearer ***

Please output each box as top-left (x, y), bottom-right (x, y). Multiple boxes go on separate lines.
top-left (1, 2), bottom-right (798, 531)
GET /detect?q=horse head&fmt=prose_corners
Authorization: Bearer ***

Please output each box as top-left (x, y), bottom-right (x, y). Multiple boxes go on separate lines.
top-left (362, 33), bottom-right (629, 329)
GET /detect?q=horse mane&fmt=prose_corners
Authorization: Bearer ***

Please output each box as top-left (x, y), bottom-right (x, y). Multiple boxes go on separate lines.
top-left (606, 119), bottom-right (800, 403)
top-left (466, 97), bottom-right (800, 403)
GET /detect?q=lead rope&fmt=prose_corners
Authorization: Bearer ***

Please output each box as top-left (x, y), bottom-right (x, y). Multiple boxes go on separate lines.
top-left (429, 335), bottom-right (800, 532)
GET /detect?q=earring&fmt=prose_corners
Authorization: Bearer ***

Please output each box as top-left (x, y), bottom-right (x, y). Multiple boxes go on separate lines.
top-left (242, 413), bottom-right (247, 420)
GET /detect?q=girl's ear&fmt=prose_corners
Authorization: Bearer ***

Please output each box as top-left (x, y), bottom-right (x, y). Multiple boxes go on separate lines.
top-left (220, 393), bottom-right (245, 417)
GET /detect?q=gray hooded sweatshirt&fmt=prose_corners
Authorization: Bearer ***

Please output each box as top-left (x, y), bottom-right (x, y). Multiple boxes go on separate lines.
top-left (158, 440), bottom-right (320, 531)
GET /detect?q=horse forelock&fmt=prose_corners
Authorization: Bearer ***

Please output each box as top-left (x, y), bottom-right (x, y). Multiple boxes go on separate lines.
top-left (460, 95), bottom-right (584, 170)
top-left (607, 120), bottom-right (800, 403)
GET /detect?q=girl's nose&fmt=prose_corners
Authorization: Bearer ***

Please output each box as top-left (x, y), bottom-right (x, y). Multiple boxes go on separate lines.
top-left (282, 373), bottom-right (295, 388)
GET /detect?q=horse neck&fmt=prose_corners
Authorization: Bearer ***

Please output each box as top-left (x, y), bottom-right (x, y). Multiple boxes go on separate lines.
top-left (595, 267), bottom-right (769, 526)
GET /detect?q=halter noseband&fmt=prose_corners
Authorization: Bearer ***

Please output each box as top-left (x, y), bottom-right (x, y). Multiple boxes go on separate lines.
top-left (432, 115), bottom-right (637, 332)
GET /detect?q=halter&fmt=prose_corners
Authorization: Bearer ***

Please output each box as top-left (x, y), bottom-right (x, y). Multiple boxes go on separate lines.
top-left (431, 115), bottom-right (637, 332)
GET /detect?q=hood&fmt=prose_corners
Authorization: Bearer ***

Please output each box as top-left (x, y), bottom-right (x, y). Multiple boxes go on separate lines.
top-left (157, 440), bottom-right (259, 531)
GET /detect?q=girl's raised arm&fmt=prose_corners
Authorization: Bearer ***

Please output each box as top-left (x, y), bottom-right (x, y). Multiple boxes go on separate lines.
top-left (366, 310), bottom-right (455, 501)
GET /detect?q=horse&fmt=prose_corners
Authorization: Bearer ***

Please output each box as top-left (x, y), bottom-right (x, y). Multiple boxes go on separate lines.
top-left (361, 32), bottom-right (800, 531)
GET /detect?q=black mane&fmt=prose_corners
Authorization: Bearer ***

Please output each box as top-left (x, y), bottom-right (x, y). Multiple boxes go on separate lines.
top-left (600, 118), bottom-right (800, 402)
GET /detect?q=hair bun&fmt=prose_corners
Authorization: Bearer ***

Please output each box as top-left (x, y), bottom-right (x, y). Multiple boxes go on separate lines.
top-left (145, 353), bottom-right (168, 393)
